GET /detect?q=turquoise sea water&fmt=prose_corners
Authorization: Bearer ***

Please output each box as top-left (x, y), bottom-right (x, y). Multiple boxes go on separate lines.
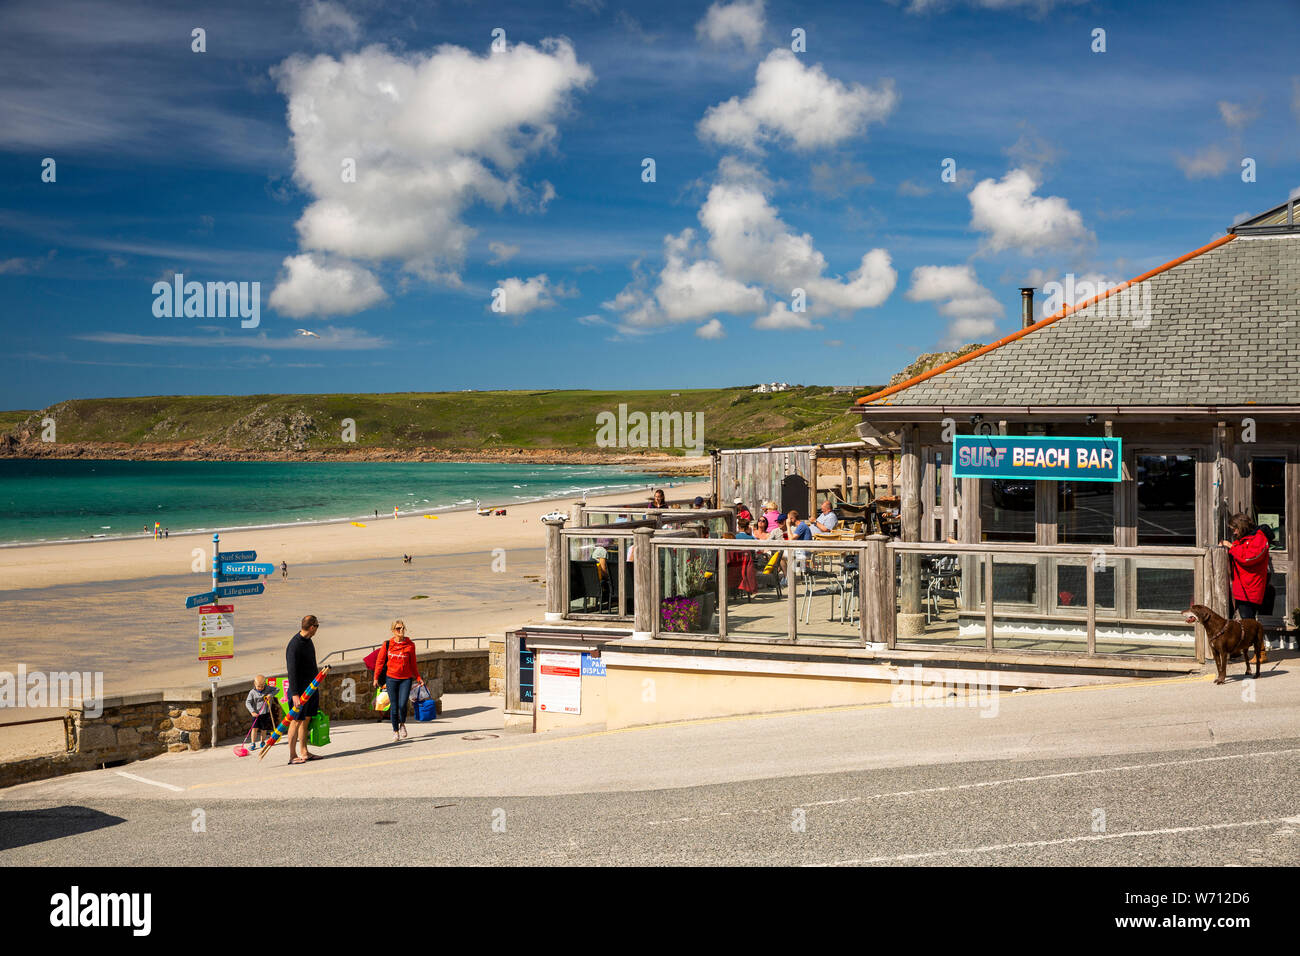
top-left (0, 460), bottom-right (673, 545)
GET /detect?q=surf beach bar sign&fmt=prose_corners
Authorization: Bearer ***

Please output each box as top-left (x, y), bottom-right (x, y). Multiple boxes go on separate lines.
top-left (954, 435), bottom-right (1123, 482)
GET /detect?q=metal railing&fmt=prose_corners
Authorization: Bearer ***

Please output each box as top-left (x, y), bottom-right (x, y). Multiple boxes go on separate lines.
top-left (887, 541), bottom-right (1207, 662)
top-left (549, 531), bottom-right (1213, 662)
top-left (319, 636), bottom-right (490, 664)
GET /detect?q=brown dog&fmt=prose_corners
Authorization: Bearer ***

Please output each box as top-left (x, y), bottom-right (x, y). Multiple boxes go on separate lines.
top-left (1184, 604), bottom-right (1264, 684)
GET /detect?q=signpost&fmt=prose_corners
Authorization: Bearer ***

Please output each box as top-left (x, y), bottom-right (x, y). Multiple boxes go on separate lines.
top-left (221, 562), bottom-right (275, 576)
top-left (536, 650), bottom-right (581, 715)
top-left (188, 534), bottom-right (270, 746)
top-left (217, 582), bottom-right (264, 599)
top-left (198, 604), bottom-right (235, 660)
top-left (186, 590), bottom-right (218, 609)
top-left (953, 435), bottom-right (1123, 482)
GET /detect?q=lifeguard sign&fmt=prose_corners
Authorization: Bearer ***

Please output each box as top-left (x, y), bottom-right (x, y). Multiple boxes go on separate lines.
top-left (954, 435), bottom-right (1123, 482)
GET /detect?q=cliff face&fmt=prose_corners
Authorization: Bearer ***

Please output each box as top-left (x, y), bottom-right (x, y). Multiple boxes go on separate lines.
top-left (887, 343), bottom-right (984, 388)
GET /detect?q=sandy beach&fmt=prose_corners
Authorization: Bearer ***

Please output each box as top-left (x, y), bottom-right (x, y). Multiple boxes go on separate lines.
top-left (0, 482), bottom-right (709, 701)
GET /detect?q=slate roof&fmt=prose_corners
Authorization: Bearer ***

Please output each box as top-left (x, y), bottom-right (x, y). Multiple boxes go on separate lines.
top-left (861, 231), bottom-right (1300, 407)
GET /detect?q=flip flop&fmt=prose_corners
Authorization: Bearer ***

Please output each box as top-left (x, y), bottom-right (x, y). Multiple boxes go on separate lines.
top-left (304, 754), bottom-right (321, 761)
top-left (289, 756), bottom-right (307, 765)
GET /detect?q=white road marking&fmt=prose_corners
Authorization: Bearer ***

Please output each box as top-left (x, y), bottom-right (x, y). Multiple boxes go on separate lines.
top-left (114, 771), bottom-right (183, 792)
top-left (643, 747), bottom-right (1300, 827)
top-left (811, 815), bottom-right (1300, 866)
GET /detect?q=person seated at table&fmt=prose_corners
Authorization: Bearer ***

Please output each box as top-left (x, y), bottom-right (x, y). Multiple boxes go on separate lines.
top-left (787, 509), bottom-right (813, 541)
top-left (813, 500), bottom-right (838, 533)
top-left (735, 518), bottom-right (755, 540)
top-left (692, 496), bottom-right (705, 509)
top-left (762, 500), bottom-right (781, 532)
top-left (733, 498), bottom-right (753, 522)
top-left (649, 489), bottom-right (666, 508)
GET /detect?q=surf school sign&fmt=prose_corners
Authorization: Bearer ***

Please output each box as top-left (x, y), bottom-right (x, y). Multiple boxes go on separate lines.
top-left (954, 435), bottom-right (1122, 482)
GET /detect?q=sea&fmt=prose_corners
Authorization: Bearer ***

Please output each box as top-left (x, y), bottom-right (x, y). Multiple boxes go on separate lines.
top-left (0, 459), bottom-right (676, 545)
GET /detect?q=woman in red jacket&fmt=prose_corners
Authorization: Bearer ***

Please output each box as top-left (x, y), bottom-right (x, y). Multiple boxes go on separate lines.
top-left (374, 620), bottom-right (425, 742)
top-left (1221, 514), bottom-right (1270, 620)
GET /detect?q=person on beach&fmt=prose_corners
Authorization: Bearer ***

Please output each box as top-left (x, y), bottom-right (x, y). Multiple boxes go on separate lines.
top-left (285, 615), bottom-right (321, 765)
top-left (374, 620), bottom-right (425, 742)
top-left (280, 560), bottom-right (288, 579)
top-left (245, 675), bottom-right (275, 749)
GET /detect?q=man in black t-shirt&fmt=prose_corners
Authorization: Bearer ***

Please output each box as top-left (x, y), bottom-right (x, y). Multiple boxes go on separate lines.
top-left (285, 614), bottom-right (320, 764)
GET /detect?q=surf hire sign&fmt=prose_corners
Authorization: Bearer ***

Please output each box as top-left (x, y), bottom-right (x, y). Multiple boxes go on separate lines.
top-left (954, 435), bottom-right (1123, 482)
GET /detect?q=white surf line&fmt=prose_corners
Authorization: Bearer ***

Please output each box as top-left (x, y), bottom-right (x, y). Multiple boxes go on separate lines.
top-left (810, 814), bottom-right (1300, 866)
top-left (642, 747), bottom-right (1300, 827)
top-left (114, 771), bottom-right (184, 792)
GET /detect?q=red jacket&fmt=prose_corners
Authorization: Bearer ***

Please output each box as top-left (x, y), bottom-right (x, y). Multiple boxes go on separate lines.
top-left (374, 639), bottom-right (422, 681)
top-left (1228, 530), bottom-right (1270, 604)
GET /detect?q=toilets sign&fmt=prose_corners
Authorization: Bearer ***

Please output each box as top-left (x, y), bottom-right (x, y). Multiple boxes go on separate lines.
top-left (954, 435), bottom-right (1122, 482)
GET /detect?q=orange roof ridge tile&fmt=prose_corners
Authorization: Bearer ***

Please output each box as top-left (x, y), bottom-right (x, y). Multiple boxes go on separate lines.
top-left (855, 232), bottom-right (1238, 406)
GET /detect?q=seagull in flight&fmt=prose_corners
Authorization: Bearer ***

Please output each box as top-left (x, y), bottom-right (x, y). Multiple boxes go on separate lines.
top-left (295, 329), bottom-right (320, 338)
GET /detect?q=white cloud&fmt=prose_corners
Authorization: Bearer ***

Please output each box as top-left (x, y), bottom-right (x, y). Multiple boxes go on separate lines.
top-left (1217, 100), bottom-right (1258, 131)
top-left (300, 1), bottom-right (360, 45)
top-left (906, 264), bottom-right (1003, 347)
top-left (493, 274), bottom-right (571, 317)
top-left (269, 254), bottom-right (388, 317)
top-left (488, 241), bottom-right (520, 265)
top-left (968, 168), bottom-right (1091, 255)
top-left (272, 39), bottom-right (592, 315)
top-left (695, 318), bottom-right (726, 339)
top-left (605, 229), bottom-right (768, 331)
top-left (698, 175), bottom-right (896, 313)
top-left (1175, 143), bottom-right (1232, 179)
top-left (605, 160), bottom-right (896, 334)
top-left (698, 50), bottom-right (897, 152)
top-left (696, 0), bottom-right (766, 52)
top-left (753, 301), bottom-right (816, 330)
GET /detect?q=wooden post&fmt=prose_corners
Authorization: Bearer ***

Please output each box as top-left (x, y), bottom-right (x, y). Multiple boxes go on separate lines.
top-left (864, 535), bottom-right (890, 647)
top-left (869, 455), bottom-right (877, 501)
top-left (841, 455), bottom-right (850, 503)
top-left (543, 517), bottom-right (566, 622)
top-left (887, 452), bottom-right (896, 496)
top-left (632, 526), bottom-right (655, 640)
top-left (897, 426), bottom-right (924, 638)
top-left (808, 448), bottom-right (818, 518)
top-left (854, 452), bottom-right (861, 503)
top-left (787, 544), bottom-right (798, 642)
top-left (570, 501), bottom-right (586, 527)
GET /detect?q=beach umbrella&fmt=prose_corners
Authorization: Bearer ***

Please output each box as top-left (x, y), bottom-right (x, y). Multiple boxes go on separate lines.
top-left (258, 666), bottom-right (330, 761)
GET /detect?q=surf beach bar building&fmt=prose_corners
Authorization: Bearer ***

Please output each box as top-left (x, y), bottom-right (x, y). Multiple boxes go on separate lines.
top-left (506, 198), bottom-right (1300, 732)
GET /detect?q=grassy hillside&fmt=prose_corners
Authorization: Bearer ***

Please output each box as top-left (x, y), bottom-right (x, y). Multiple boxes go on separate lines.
top-left (3, 387), bottom-right (873, 454)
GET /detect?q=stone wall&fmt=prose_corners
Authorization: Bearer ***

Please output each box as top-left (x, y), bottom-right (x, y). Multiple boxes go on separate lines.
top-left (0, 648), bottom-right (488, 790)
top-left (489, 640), bottom-right (505, 696)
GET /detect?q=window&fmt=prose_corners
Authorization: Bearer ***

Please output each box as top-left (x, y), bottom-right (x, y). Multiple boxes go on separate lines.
top-left (1252, 456), bottom-right (1286, 550)
top-left (1136, 454), bottom-right (1196, 546)
top-left (980, 480), bottom-right (1036, 542)
top-left (1056, 481), bottom-right (1115, 545)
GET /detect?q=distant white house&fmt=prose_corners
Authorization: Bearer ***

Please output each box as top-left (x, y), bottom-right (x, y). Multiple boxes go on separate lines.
top-left (752, 382), bottom-right (793, 393)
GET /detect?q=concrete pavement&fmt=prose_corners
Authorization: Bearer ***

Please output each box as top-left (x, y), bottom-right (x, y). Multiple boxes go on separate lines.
top-left (1, 654), bottom-right (1297, 864)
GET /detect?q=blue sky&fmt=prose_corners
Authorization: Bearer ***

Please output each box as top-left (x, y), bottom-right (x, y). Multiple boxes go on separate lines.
top-left (0, 0), bottom-right (1296, 409)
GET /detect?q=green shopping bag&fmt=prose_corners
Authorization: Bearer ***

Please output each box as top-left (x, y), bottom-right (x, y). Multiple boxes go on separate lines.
top-left (308, 712), bottom-right (331, 747)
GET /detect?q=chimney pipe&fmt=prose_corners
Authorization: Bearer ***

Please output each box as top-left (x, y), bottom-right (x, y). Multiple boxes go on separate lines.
top-left (1019, 287), bottom-right (1035, 329)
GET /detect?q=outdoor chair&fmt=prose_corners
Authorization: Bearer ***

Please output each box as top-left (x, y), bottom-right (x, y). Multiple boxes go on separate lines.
top-left (925, 555), bottom-right (961, 623)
